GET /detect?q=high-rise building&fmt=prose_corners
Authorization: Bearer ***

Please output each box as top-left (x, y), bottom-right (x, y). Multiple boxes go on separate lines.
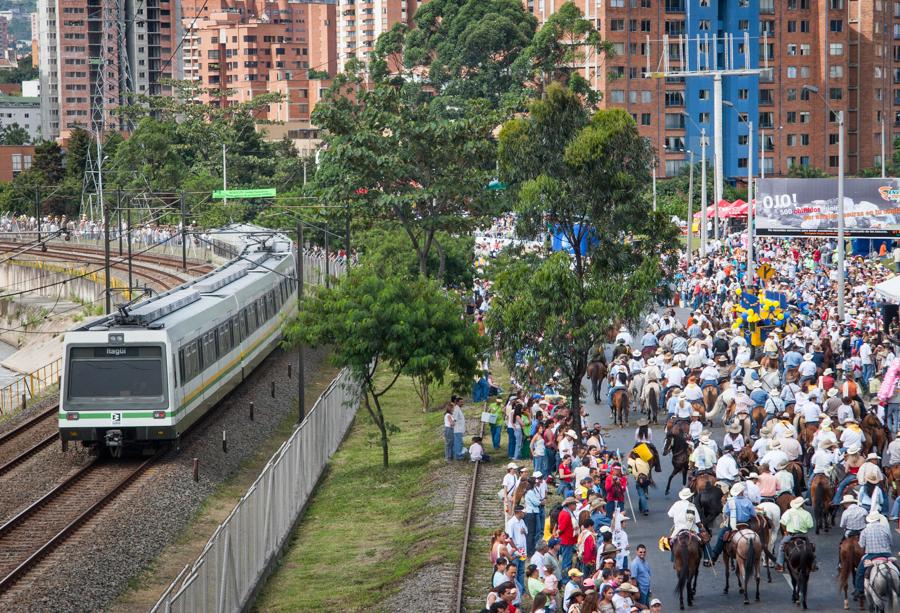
top-left (37, 0), bottom-right (181, 141)
top-left (524, 0), bottom-right (900, 180)
top-left (335, 0), bottom-right (424, 72)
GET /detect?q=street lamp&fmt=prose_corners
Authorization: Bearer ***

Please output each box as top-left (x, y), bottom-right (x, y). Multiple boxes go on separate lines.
top-left (803, 84), bottom-right (845, 321)
top-left (681, 110), bottom-right (708, 257)
top-left (723, 100), bottom-right (756, 286)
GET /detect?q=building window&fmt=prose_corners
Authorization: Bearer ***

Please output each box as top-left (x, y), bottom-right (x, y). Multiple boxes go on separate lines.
top-left (829, 155), bottom-right (839, 167)
top-left (611, 19), bottom-right (625, 31)
top-left (665, 91), bottom-right (685, 106)
top-left (699, 112), bottom-right (710, 123)
top-left (787, 111), bottom-right (797, 123)
top-left (760, 0), bottom-right (774, 13)
top-left (787, 21), bottom-right (796, 33)
top-left (801, 20), bottom-right (810, 33)
top-left (738, 135), bottom-right (748, 146)
top-left (761, 21), bottom-right (775, 35)
top-left (830, 0), bottom-right (843, 8)
top-left (829, 87), bottom-right (843, 100)
top-left (787, 44), bottom-right (798, 56)
top-left (11, 154), bottom-right (21, 173)
top-left (786, 88), bottom-right (797, 101)
top-left (800, 156), bottom-right (810, 167)
top-left (786, 134), bottom-right (797, 146)
top-left (800, 88), bottom-right (811, 101)
top-left (829, 43), bottom-right (843, 56)
top-left (831, 65), bottom-right (844, 78)
top-left (610, 90), bottom-right (625, 103)
top-left (641, 20), bottom-right (651, 31)
top-left (800, 66), bottom-right (811, 78)
top-left (830, 20), bottom-right (843, 32)
top-left (665, 113), bottom-right (685, 129)
top-left (641, 113), bottom-right (652, 126)
top-left (738, 88), bottom-right (749, 100)
top-left (665, 0), bottom-right (685, 11)
top-left (737, 158), bottom-right (748, 169)
top-left (759, 112), bottom-right (774, 128)
top-left (665, 136), bottom-right (685, 152)
top-left (787, 66), bottom-right (797, 78)
top-left (829, 134), bottom-right (840, 145)
top-left (665, 160), bottom-right (687, 175)
top-left (760, 89), bottom-right (773, 104)
top-left (698, 19), bottom-right (710, 30)
top-left (799, 112), bottom-right (810, 124)
top-left (800, 44), bottom-right (811, 56)
top-left (739, 20), bottom-right (749, 30)
top-left (641, 91), bottom-right (652, 103)
top-left (699, 89), bottom-right (709, 100)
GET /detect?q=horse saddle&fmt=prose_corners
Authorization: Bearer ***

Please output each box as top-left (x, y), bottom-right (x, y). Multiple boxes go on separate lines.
top-left (864, 557), bottom-right (898, 568)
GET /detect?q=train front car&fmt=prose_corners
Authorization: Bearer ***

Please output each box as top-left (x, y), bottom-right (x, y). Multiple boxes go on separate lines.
top-left (60, 327), bottom-right (175, 457)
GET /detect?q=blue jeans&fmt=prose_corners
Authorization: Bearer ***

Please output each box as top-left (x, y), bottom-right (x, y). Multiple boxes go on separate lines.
top-left (513, 428), bottom-right (523, 459)
top-left (832, 473), bottom-right (857, 505)
top-left (606, 500), bottom-right (623, 519)
top-left (856, 552), bottom-right (892, 593)
top-left (490, 423), bottom-right (502, 450)
top-left (514, 557), bottom-right (525, 603)
top-left (533, 454), bottom-right (546, 477)
top-left (636, 481), bottom-right (649, 514)
top-left (561, 544), bottom-right (575, 578)
top-left (443, 427), bottom-right (454, 460)
top-left (891, 497), bottom-right (900, 520)
top-left (507, 427), bottom-right (515, 458)
top-left (887, 404), bottom-right (900, 434)
top-left (525, 512), bottom-right (539, 556)
top-left (454, 432), bottom-right (464, 459)
top-left (711, 525), bottom-right (729, 560)
top-left (776, 533), bottom-right (803, 566)
top-left (862, 364), bottom-right (874, 395)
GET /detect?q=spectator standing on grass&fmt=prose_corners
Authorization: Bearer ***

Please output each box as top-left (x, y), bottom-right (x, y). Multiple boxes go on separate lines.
top-left (452, 395), bottom-right (467, 459)
top-left (544, 537), bottom-right (563, 587)
top-left (444, 404), bottom-right (455, 461)
top-left (558, 497), bottom-right (579, 577)
top-left (629, 545), bottom-right (651, 605)
top-left (507, 505), bottom-right (529, 597)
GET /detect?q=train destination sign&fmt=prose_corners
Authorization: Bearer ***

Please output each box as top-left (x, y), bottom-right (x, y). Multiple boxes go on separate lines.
top-left (212, 188), bottom-right (277, 199)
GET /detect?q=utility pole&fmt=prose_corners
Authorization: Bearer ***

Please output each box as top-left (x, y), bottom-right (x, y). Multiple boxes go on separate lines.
top-left (103, 202), bottom-right (111, 314)
top-left (686, 150), bottom-right (694, 264)
top-left (296, 222), bottom-right (305, 423)
top-left (652, 161), bottom-right (657, 212)
top-left (838, 110), bottom-right (846, 320)
top-left (180, 192), bottom-right (187, 272)
top-left (881, 115), bottom-right (887, 179)
top-left (222, 143), bottom-right (228, 208)
top-left (760, 127), bottom-right (765, 180)
top-left (746, 121), bottom-right (754, 287)
top-left (324, 223), bottom-right (330, 289)
top-left (127, 205), bottom-right (133, 297)
top-left (700, 128), bottom-right (708, 256)
top-left (117, 189), bottom-right (122, 256)
top-left (344, 204), bottom-right (351, 264)
top-left (34, 187), bottom-right (41, 250)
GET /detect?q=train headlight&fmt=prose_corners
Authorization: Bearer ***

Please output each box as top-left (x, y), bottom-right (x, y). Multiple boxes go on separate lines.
top-left (153, 411), bottom-right (167, 419)
top-left (66, 412), bottom-right (79, 421)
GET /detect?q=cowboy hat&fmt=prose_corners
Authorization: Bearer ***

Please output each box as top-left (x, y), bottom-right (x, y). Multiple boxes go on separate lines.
top-left (563, 496), bottom-right (578, 506)
top-left (568, 568), bottom-right (584, 578)
top-left (688, 345), bottom-right (698, 355)
top-left (844, 416), bottom-right (857, 423)
top-left (674, 353), bottom-right (687, 362)
top-left (803, 353), bottom-right (813, 361)
top-left (730, 482), bottom-right (745, 496)
top-left (691, 410), bottom-right (701, 417)
top-left (867, 453), bottom-right (881, 461)
top-left (840, 494), bottom-right (857, 505)
top-left (867, 510), bottom-right (884, 523)
top-left (637, 418), bottom-right (650, 427)
top-left (632, 350), bottom-right (642, 358)
top-left (506, 462), bottom-right (518, 470)
top-left (896, 430), bottom-right (900, 439)
top-left (533, 471), bottom-right (543, 478)
top-left (716, 354), bottom-right (728, 362)
top-left (746, 360), bottom-right (760, 369)
top-left (790, 497), bottom-right (805, 509)
top-left (866, 473), bottom-right (881, 484)
top-left (823, 368), bottom-right (834, 376)
top-left (617, 583), bottom-right (639, 593)
top-left (746, 378), bottom-right (761, 390)
top-left (748, 472), bottom-right (759, 480)
top-left (647, 357), bottom-right (657, 366)
top-left (727, 423), bottom-right (741, 433)
top-left (566, 429), bottom-right (578, 438)
top-left (699, 434), bottom-right (710, 443)
top-left (847, 444), bottom-right (862, 455)
top-left (821, 440), bottom-right (837, 449)
top-left (827, 388), bottom-right (839, 397)
top-left (776, 460), bottom-right (788, 470)
top-left (770, 388), bottom-right (781, 397)
top-left (679, 488), bottom-right (693, 500)
top-left (619, 325), bottom-right (628, 332)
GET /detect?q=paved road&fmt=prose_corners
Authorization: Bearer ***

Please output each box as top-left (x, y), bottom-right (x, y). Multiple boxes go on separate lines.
top-left (581, 313), bottom-right (856, 612)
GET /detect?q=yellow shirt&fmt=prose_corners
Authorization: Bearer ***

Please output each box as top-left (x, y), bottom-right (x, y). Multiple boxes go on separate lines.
top-left (780, 507), bottom-right (813, 534)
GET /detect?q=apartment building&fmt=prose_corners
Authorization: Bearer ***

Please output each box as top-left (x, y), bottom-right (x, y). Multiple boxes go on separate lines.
top-left (335, 0), bottom-right (423, 72)
top-left (37, 0), bottom-right (181, 141)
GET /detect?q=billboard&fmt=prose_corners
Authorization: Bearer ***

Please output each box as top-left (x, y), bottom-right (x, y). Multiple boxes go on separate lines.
top-left (754, 178), bottom-right (900, 237)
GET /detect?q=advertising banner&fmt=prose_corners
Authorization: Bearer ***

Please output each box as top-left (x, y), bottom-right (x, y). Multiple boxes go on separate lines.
top-left (754, 178), bottom-right (900, 237)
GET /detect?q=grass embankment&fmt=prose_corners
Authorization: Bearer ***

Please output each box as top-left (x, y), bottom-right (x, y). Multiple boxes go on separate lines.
top-left (253, 373), bottom-right (462, 612)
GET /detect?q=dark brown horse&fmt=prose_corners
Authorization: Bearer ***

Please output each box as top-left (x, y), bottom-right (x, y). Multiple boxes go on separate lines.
top-left (646, 381), bottom-right (660, 424)
top-left (785, 536), bottom-right (816, 609)
top-left (612, 389), bottom-right (630, 426)
top-left (809, 473), bottom-right (835, 534)
top-left (587, 360), bottom-right (607, 405)
top-left (786, 461), bottom-right (807, 497)
top-left (750, 406), bottom-right (766, 438)
top-left (839, 534), bottom-right (864, 610)
top-left (703, 385), bottom-right (718, 422)
top-left (749, 514), bottom-right (775, 583)
top-left (861, 412), bottom-right (889, 458)
top-left (673, 530), bottom-right (702, 610)
top-left (724, 529), bottom-right (762, 604)
top-left (664, 429), bottom-right (691, 496)
top-left (885, 464), bottom-right (900, 499)
top-left (775, 492), bottom-right (794, 515)
top-left (737, 444), bottom-right (758, 474)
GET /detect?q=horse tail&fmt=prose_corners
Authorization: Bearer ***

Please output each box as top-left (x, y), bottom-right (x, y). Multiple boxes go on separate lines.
top-left (743, 533), bottom-right (757, 597)
top-left (674, 537), bottom-right (690, 596)
top-left (813, 480), bottom-right (825, 530)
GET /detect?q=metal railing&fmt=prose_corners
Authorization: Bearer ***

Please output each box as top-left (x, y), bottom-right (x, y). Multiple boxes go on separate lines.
top-left (0, 357), bottom-right (61, 415)
top-left (150, 368), bottom-right (361, 613)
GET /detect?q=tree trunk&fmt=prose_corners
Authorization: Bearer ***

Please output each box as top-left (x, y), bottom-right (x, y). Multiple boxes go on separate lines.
top-left (435, 238), bottom-right (446, 282)
top-left (363, 387), bottom-right (390, 467)
top-left (569, 376), bottom-right (583, 446)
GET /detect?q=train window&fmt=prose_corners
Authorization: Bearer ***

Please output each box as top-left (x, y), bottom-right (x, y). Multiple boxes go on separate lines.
top-left (201, 330), bottom-right (217, 367)
top-left (181, 340), bottom-right (201, 384)
top-left (218, 322), bottom-right (232, 355)
top-left (258, 297), bottom-right (267, 322)
top-left (240, 310), bottom-right (248, 338)
top-left (247, 303), bottom-right (257, 331)
top-left (67, 346), bottom-right (166, 401)
top-left (231, 315), bottom-right (241, 344)
top-left (268, 291), bottom-right (276, 316)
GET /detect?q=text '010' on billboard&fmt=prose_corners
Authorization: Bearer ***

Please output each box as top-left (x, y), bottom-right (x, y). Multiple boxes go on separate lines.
top-left (755, 178), bottom-right (900, 237)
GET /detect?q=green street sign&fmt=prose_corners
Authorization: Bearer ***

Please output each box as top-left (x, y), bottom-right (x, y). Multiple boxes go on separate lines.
top-left (212, 188), bottom-right (277, 199)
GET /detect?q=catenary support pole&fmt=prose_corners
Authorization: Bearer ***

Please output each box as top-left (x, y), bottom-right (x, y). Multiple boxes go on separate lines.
top-left (297, 222), bottom-right (305, 423)
top-left (746, 121), bottom-right (754, 287)
top-left (713, 73), bottom-right (724, 241)
top-left (700, 128), bottom-right (708, 255)
top-left (686, 150), bottom-right (694, 264)
top-left (104, 203), bottom-right (111, 314)
top-left (127, 205), bottom-right (133, 296)
top-left (838, 111), bottom-right (846, 321)
top-left (180, 191), bottom-right (187, 272)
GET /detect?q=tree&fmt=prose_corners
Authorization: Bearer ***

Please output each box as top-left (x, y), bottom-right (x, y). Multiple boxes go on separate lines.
top-left (65, 127), bottom-right (92, 179)
top-left (787, 165), bottom-right (829, 178)
top-left (0, 56), bottom-right (38, 84)
top-left (284, 263), bottom-right (481, 466)
top-left (489, 84), bottom-right (678, 436)
top-left (0, 123), bottom-right (30, 145)
top-left (32, 140), bottom-right (65, 184)
top-left (311, 71), bottom-right (497, 277)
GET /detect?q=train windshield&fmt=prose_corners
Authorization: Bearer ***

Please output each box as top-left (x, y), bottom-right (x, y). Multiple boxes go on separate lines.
top-left (67, 346), bottom-right (165, 402)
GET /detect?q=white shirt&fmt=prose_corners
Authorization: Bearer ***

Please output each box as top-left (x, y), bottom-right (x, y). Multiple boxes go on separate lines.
top-left (470, 442), bottom-right (484, 461)
top-left (716, 454), bottom-right (740, 481)
top-left (612, 594), bottom-right (634, 613)
top-left (506, 515), bottom-right (528, 551)
top-left (886, 439), bottom-right (900, 465)
top-left (802, 402), bottom-right (821, 423)
top-left (745, 480), bottom-right (762, 504)
top-left (503, 472), bottom-right (517, 496)
top-left (559, 437), bottom-right (574, 458)
top-left (781, 438), bottom-right (802, 461)
top-left (691, 444), bottom-right (716, 470)
top-left (530, 551), bottom-right (547, 577)
top-left (724, 433), bottom-right (745, 451)
top-left (452, 405), bottom-right (466, 434)
top-left (838, 404), bottom-right (855, 425)
top-left (860, 343), bottom-right (873, 365)
top-left (841, 427), bottom-right (863, 449)
top-left (752, 437), bottom-right (771, 456)
top-left (668, 499), bottom-right (701, 534)
top-left (689, 420), bottom-right (703, 439)
top-left (683, 383), bottom-right (703, 402)
top-left (676, 399), bottom-right (693, 419)
top-left (664, 366), bottom-right (686, 388)
top-left (775, 470), bottom-right (794, 494)
top-left (811, 448), bottom-right (838, 475)
top-left (629, 358), bottom-right (645, 374)
top-left (760, 449), bottom-right (788, 471)
top-left (700, 365), bottom-right (719, 381)
top-left (798, 360), bottom-right (817, 377)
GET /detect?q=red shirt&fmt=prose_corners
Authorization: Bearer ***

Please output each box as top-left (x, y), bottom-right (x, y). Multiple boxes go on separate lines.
top-left (559, 463), bottom-right (574, 484)
top-left (582, 533), bottom-right (597, 566)
top-left (558, 508), bottom-right (577, 546)
top-left (605, 474), bottom-right (627, 503)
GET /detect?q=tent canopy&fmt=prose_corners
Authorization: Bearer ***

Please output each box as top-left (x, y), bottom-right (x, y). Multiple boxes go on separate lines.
top-left (875, 275), bottom-right (900, 303)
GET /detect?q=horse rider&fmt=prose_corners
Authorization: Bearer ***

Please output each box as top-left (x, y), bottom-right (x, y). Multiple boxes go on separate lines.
top-left (839, 494), bottom-right (867, 540)
top-left (798, 352), bottom-right (818, 385)
top-left (709, 482), bottom-right (757, 566)
top-left (698, 359), bottom-right (719, 390)
top-left (781, 427), bottom-right (803, 462)
top-left (688, 411), bottom-right (703, 444)
top-left (832, 444), bottom-right (865, 506)
top-left (809, 439), bottom-right (839, 482)
top-left (837, 398), bottom-right (856, 427)
top-left (682, 377), bottom-right (703, 406)
top-left (723, 423), bottom-right (744, 454)
top-left (752, 425), bottom-right (773, 458)
top-left (773, 459), bottom-right (795, 498)
top-left (763, 388), bottom-right (784, 426)
top-left (661, 355), bottom-right (686, 413)
top-left (774, 496), bottom-right (814, 573)
top-left (608, 366), bottom-right (629, 407)
top-left (759, 439), bottom-right (788, 472)
top-left (756, 464), bottom-right (779, 502)
top-left (812, 417), bottom-right (838, 450)
top-left (744, 472), bottom-right (762, 504)
top-left (688, 434), bottom-right (717, 483)
top-left (640, 327), bottom-right (659, 359)
top-left (824, 387), bottom-right (842, 418)
top-left (853, 511), bottom-right (894, 601)
top-left (628, 350), bottom-right (645, 377)
top-left (712, 330), bottom-right (729, 358)
top-left (886, 431), bottom-right (900, 467)
top-left (715, 445), bottom-right (740, 490)
top-left (783, 342), bottom-right (804, 379)
top-left (764, 331), bottom-right (779, 366)
top-left (615, 325), bottom-right (633, 347)
top-left (665, 488), bottom-right (706, 560)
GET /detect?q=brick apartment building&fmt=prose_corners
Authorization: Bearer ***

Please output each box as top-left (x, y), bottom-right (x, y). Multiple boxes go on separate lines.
top-left (335, 0), bottom-right (424, 72)
top-left (37, 0), bottom-right (181, 141)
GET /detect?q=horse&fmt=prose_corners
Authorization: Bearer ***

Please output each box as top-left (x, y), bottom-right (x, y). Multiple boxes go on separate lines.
top-left (644, 379), bottom-right (661, 424)
top-left (702, 384), bottom-right (718, 422)
top-left (629, 372), bottom-right (645, 416)
top-left (838, 534), bottom-right (864, 610)
top-left (612, 389), bottom-right (630, 426)
top-left (750, 405), bottom-right (766, 438)
top-left (737, 444), bottom-right (758, 474)
top-left (785, 461), bottom-right (807, 497)
top-left (696, 480), bottom-right (724, 537)
top-left (861, 412), bottom-right (889, 458)
top-left (775, 492), bottom-right (794, 515)
top-left (664, 429), bottom-right (691, 496)
top-left (672, 530), bottom-right (702, 610)
top-left (760, 355), bottom-right (779, 371)
top-left (707, 385), bottom-right (734, 425)
top-left (784, 536), bottom-right (815, 609)
top-left (724, 528), bottom-right (762, 604)
top-left (751, 506), bottom-right (780, 584)
top-left (864, 559), bottom-right (900, 613)
top-left (885, 464), bottom-right (900, 499)
top-left (587, 360), bottom-right (607, 406)
top-left (809, 473), bottom-right (835, 534)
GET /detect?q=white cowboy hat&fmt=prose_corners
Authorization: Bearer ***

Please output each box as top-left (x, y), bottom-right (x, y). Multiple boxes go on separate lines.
top-left (896, 431), bottom-right (900, 439)
top-left (776, 460), bottom-right (788, 470)
top-left (746, 360), bottom-right (760, 369)
top-left (790, 497), bottom-right (805, 509)
top-left (748, 472), bottom-right (759, 480)
top-left (727, 423), bottom-right (741, 433)
top-left (867, 453), bottom-right (881, 461)
top-left (706, 359), bottom-right (716, 366)
top-left (847, 444), bottom-right (862, 455)
top-left (674, 353), bottom-right (687, 362)
top-left (866, 473), bottom-right (881, 484)
top-left (823, 368), bottom-right (834, 376)
top-left (691, 411), bottom-right (701, 417)
top-left (803, 353), bottom-right (813, 361)
top-left (770, 388), bottom-right (781, 397)
top-left (867, 510), bottom-right (884, 523)
top-left (566, 429), bottom-right (578, 438)
top-left (730, 482), bottom-right (745, 496)
top-left (679, 488), bottom-right (694, 500)
top-left (688, 345), bottom-right (698, 355)
top-left (507, 462), bottom-right (519, 470)
top-left (840, 494), bottom-right (857, 505)
top-left (647, 358), bottom-right (657, 366)
top-left (716, 330), bottom-right (727, 338)
top-left (620, 325), bottom-right (628, 332)
top-left (699, 434), bottom-right (710, 443)
top-left (533, 471), bottom-right (543, 478)
top-left (827, 388), bottom-right (838, 398)
top-left (746, 378), bottom-right (761, 390)
top-left (632, 350), bottom-right (641, 358)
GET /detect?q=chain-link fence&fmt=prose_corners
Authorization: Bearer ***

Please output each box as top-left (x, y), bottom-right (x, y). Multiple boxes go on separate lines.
top-left (151, 368), bottom-right (361, 613)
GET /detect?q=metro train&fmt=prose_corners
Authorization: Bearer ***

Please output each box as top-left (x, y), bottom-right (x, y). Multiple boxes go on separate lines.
top-left (59, 225), bottom-right (297, 456)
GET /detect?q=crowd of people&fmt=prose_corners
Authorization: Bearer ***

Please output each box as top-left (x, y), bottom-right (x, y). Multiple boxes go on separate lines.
top-left (470, 219), bottom-right (900, 610)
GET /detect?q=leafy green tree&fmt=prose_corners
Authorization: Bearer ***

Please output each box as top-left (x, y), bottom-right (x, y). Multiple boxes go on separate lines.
top-left (311, 71), bottom-right (497, 277)
top-left (0, 123), bottom-right (30, 145)
top-left (32, 140), bottom-right (65, 184)
top-left (65, 127), bottom-right (92, 179)
top-left (285, 263), bottom-right (481, 466)
top-left (490, 84), bottom-right (677, 435)
top-left (787, 165), bottom-right (829, 178)
top-left (0, 56), bottom-right (38, 84)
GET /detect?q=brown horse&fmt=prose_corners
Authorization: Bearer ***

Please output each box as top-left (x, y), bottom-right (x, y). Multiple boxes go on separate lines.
top-left (737, 444), bottom-right (758, 473)
top-left (760, 355), bottom-right (779, 371)
top-left (775, 492), bottom-right (794, 515)
top-left (645, 381), bottom-right (660, 424)
top-left (587, 360), bottom-right (607, 406)
top-left (861, 412), bottom-right (888, 458)
top-left (703, 385), bottom-right (718, 422)
top-left (786, 461), bottom-right (807, 496)
top-left (673, 530), bottom-right (702, 610)
top-left (691, 401), bottom-right (707, 424)
top-left (839, 534), bottom-right (864, 610)
top-left (784, 536), bottom-right (816, 609)
top-left (885, 464), bottom-right (900, 499)
top-left (799, 421), bottom-right (819, 455)
top-left (612, 389), bottom-right (629, 426)
top-left (724, 528), bottom-right (762, 604)
top-left (749, 514), bottom-right (775, 583)
top-left (664, 429), bottom-right (691, 496)
top-left (751, 406), bottom-right (766, 437)
top-left (809, 473), bottom-right (835, 534)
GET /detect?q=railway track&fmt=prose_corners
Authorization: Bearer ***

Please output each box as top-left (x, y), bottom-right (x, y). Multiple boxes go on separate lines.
top-left (0, 406), bottom-right (60, 478)
top-left (455, 421), bottom-right (485, 613)
top-left (0, 452), bottom-right (159, 593)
